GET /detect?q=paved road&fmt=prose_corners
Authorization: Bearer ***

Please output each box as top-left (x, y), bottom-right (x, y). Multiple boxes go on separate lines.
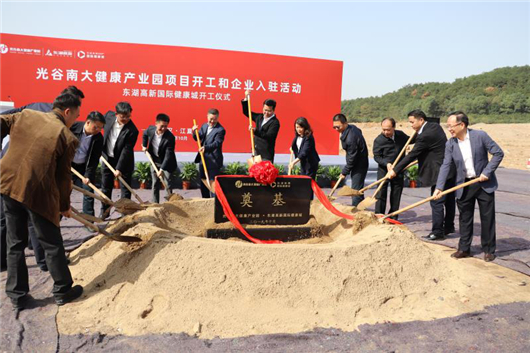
top-left (1, 167), bottom-right (529, 352)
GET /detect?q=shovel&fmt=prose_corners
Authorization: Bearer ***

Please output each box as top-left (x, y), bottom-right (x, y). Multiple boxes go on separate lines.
top-left (327, 174), bottom-right (345, 200)
top-left (144, 150), bottom-right (172, 201)
top-left (336, 161), bottom-right (418, 198)
top-left (245, 93), bottom-right (262, 167)
top-left (71, 184), bottom-right (146, 216)
top-left (100, 157), bottom-right (145, 204)
top-left (71, 168), bottom-right (113, 205)
top-left (70, 206), bottom-right (104, 223)
top-left (357, 132), bottom-right (417, 211)
top-left (287, 148), bottom-right (295, 175)
top-left (193, 119), bottom-right (215, 194)
top-left (382, 177), bottom-right (481, 221)
top-left (70, 208), bottom-right (142, 243)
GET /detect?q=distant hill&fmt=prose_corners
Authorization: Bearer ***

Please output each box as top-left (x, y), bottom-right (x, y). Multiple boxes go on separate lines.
top-left (341, 66), bottom-right (530, 123)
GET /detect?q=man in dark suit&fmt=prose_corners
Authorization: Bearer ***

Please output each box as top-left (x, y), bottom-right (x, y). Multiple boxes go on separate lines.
top-left (434, 111), bottom-right (503, 262)
top-left (192, 108), bottom-right (226, 198)
top-left (388, 109), bottom-right (456, 240)
top-left (373, 118), bottom-right (409, 218)
top-left (100, 102), bottom-right (139, 218)
top-left (333, 113), bottom-right (369, 206)
top-left (70, 111), bottom-right (105, 216)
top-left (142, 113), bottom-right (177, 203)
top-left (241, 90), bottom-right (280, 162)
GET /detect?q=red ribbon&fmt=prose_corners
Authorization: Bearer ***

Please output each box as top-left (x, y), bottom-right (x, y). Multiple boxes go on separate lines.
top-left (214, 175), bottom-right (402, 244)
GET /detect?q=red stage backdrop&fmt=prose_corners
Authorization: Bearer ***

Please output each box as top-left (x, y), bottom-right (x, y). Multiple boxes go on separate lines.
top-left (0, 33), bottom-right (343, 154)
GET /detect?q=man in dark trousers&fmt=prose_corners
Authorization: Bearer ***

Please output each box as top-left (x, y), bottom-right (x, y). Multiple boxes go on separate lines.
top-left (1, 86), bottom-right (84, 273)
top-left (142, 113), bottom-right (177, 203)
top-left (388, 109), bottom-right (456, 240)
top-left (100, 102), bottom-right (139, 218)
top-left (373, 118), bottom-right (409, 218)
top-left (71, 111), bottom-right (105, 216)
top-left (332, 113), bottom-right (369, 206)
top-left (434, 111), bottom-right (503, 262)
top-left (1, 92), bottom-right (84, 310)
top-left (192, 108), bottom-right (226, 198)
top-left (241, 90), bottom-right (280, 162)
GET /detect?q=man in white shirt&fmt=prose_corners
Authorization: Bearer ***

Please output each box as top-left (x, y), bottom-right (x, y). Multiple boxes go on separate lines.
top-left (434, 111), bottom-right (504, 262)
top-left (100, 102), bottom-right (139, 218)
top-left (142, 114), bottom-right (177, 203)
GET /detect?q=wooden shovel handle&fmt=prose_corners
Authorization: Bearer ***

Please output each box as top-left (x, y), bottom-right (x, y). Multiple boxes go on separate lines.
top-left (288, 149), bottom-right (295, 175)
top-left (70, 209), bottom-right (100, 233)
top-left (144, 150), bottom-right (171, 194)
top-left (247, 94), bottom-right (256, 156)
top-left (100, 157), bottom-right (144, 204)
top-left (193, 119), bottom-right (211, 189)
top-left (70, 167), bottom-right (113, 204)
top-left (72, 184), bottom-right (113, 206)
top-left (328, 174), bottom-right (345, 197)
top-left (383, 177), bottom-right (481, 220)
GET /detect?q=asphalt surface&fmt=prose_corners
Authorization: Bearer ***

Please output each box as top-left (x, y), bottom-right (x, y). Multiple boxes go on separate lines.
top-left (1, 167), bottom-right (529, 352)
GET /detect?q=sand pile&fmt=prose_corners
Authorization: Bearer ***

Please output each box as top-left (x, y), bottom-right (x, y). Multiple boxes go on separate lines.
top-left (58, 199), bottom-right (530, 339)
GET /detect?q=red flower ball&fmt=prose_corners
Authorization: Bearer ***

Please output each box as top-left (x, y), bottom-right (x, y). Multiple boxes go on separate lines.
top-left (249, 161), bottom-right (279, 185)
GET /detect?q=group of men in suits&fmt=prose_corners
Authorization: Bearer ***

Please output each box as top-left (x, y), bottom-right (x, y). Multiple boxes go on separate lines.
top-left (375, 109), bottom-right (503, 262)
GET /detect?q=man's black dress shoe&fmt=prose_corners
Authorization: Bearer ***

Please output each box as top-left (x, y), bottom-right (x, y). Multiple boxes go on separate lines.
top-left (423, 233), bottom-right (445, 241)
top-left (55, 285), bottom-right (83, 306)
top-left (484, 253), bottom-right (496, 262)
top-left (444, 228), bottom-right (456, 235)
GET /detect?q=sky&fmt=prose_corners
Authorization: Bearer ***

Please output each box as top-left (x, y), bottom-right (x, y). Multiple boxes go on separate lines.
top-left (1, 1), bottom-right (529, 100)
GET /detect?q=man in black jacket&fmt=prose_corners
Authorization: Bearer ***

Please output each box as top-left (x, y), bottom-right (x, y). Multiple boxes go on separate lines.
top-left (373, 118), bottom-right (409, 218)
top-left (192, 108), bottom-right (226, 198)
top-left (333, 113), bottom-right (369, 206)
top-left (70, 111), bottom-right (105, 216)
top-left (241, 90), bottom-right (280, 162)
top-left (142, 113), bottom-right (177, 203)
top-left (100, 102), bottom-right (139, 217)
top-left (388, 110), bottom-right (456, 240)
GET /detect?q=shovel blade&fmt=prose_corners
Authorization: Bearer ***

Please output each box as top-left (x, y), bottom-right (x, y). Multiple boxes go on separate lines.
top-left (337, 186), bottom-right (363, 197)
top-left (247, 155), bottom-right (262, 167)
top-left (98, 227), bottom-right (142, 242)
top-left (201, 178), bottom-right (215, 193)
top-left (356, 196), bottom-right (377, 211)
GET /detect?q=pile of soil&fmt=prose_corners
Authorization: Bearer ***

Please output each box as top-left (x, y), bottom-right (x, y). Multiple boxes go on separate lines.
top-left (58, 199), bottom-right (530, 339)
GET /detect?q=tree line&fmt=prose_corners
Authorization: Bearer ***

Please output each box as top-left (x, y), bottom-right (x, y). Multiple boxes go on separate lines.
top-left (341, 66), bottom-right (530, 123)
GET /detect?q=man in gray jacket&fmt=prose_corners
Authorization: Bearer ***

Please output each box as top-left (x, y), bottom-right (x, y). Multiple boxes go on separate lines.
top-left (433, 111), bottom-right (504, 262)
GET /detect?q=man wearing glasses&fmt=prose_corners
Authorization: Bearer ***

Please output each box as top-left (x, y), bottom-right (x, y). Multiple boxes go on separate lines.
top-left (388, 110), bottom-right (456, 240)
top-left (332, 113), bottom-right (369, 206)
top-left (433, 111), bottom-right (503, 262)
top-left (100, 102), bottom-right (139, 218)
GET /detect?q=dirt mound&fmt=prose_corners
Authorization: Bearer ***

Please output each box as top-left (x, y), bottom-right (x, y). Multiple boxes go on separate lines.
top-left (58, 199), bottom-right (530, 339)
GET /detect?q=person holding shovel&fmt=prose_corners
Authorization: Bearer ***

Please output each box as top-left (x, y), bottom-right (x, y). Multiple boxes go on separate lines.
top-left (70, 111), bottom-right (105, 216)
top-left (142, 113), bottom-right (177, 203)
top-left (332, 113), bottom-right (369, 206)
top-left (242, 90), bottom-right (280, 163)
top-left (433, 111), bottom-right (503, 262)
top-left (1, 92), bottom-right (84, 310)
top-left (289, 117), bottom-right (320, 180)
top-left (388, 109), bottom-right (456, 240)
top-left (373, 118), bottom-right (409, 219)
top-left (192, 108), bottom-right (226, 198)
top-left (100, 102), bottom-right (139, 219)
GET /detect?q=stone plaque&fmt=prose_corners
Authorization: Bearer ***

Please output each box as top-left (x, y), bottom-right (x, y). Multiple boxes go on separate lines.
top-left (214, 176), bottom-right (312, 225)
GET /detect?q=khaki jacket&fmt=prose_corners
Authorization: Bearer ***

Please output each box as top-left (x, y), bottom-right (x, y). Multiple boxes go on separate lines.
top-left (1, 109), bottom-right (78, 226)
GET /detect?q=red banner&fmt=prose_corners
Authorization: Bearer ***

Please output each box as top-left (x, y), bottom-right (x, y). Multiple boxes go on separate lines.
top-left (0, 33), bottom-right (343, 154)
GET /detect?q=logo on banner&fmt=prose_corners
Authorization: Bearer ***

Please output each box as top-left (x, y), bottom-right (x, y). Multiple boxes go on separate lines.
top-left (0, 44), bottom-right (8, 54)
top-left (46, 49), bottom-right (53, 56)
top-left (77, 50), bottom-right (86, 59)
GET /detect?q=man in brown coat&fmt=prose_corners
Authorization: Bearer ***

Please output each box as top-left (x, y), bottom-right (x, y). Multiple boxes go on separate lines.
top-left (1, 92), bottom-right (84, 310)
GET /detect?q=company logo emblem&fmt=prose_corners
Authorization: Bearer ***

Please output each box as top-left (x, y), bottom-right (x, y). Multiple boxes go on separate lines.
top-left (0, 44), bottom-right (8, 54)
top-left (45, 49), bottom-right (53, 56)
top-left (235, 180), bottom-right (243, 188)
top-left (77, 50), bottom-right (86, 59)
